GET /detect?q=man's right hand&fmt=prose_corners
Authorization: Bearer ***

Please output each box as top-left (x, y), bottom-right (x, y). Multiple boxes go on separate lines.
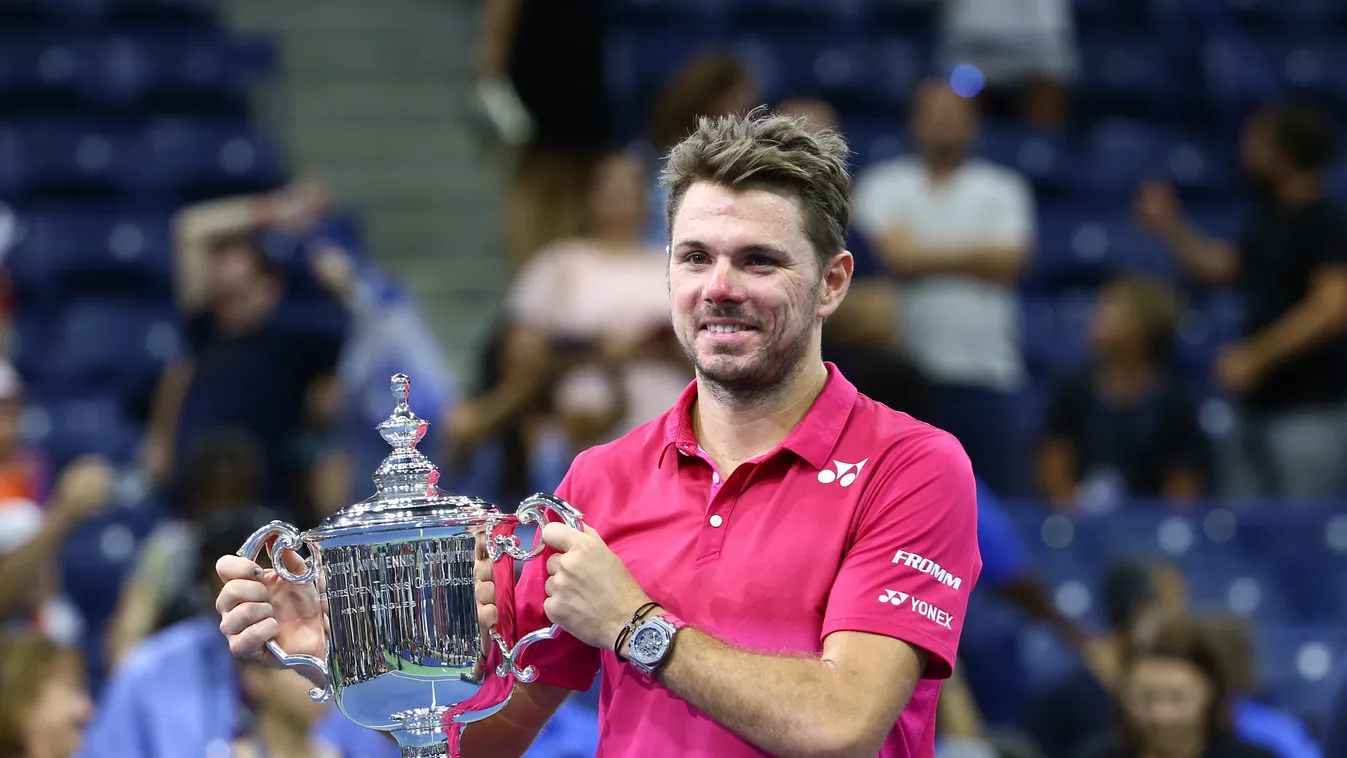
top-left (474, 529), bottom-right (499, 657)
top-left (216, 551), bottom-right (328, 667)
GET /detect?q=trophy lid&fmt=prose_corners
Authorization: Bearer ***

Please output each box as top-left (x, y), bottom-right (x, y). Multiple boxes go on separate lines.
top-left (308, 373), bottom-right (497, 539)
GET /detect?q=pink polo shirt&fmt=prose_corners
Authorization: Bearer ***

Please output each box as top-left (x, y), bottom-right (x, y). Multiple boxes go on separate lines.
top-left (513, 364), bottom-right (981, 758)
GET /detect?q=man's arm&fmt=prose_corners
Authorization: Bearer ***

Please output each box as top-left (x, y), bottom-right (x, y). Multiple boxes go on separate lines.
top-left (1238, 264), bottom-right (1347, 369)
top-left (139, 357), bottom-right (194, 484)
top-left (460, 681), bottom-right (572, 758)
top-left (645, 627), bottom-right (925, 758)
top-left (876, 232), bottom-right (1029, 284)
top-left (1135, 182), bottom-right (1239, 286)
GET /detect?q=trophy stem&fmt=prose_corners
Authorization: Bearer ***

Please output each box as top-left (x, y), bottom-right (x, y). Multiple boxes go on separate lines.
top-left (390, 707), bottom-right (462, 758)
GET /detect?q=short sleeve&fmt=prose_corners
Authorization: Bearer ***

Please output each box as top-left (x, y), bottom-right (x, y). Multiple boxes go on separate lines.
top-left (822, 429), bottom-right (981, 679)
top-left (1309, 203), bottom-right (1347, 268)
top-left (988, 172), bottom-right (1035, 247)
top-left (1157, 385), bottom-right (1208, 474)
top-left (507, 248), bottom-right (565, 329)
top-left (512, 451), bottom-right (602, 691)
top-left (851, 163), bottom-right (908, 238)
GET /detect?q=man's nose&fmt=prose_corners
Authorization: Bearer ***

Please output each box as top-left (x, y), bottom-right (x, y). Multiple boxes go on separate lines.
top-left (704, 259), bottom-right (745, 304)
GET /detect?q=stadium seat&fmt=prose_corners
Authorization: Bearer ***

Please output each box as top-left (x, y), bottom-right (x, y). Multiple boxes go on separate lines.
top-left (9, 117), bottom-right (136, 198)
top-left (1075, 36), bottom-right (1195, 119)
top-left (133, 117), bottom-right (285, 198)
top-left (22, 395), bottom-right (143, 468)
top-left (6, 206), bottom-right (174, 303)
top-left (978, 121), bottom-right (1076, 199)
top-left (1257, 626), bottom-right (1346, 726)
top-left (29, 300), bottom-right (178, 404)
top-left (727, 32), bottom-right (923, 114)
top-left (843, 117), bottom-right (907, 171)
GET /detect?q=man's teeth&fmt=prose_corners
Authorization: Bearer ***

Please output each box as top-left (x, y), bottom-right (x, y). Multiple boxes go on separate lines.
top-left (707, 324), bottom-right (747, 334)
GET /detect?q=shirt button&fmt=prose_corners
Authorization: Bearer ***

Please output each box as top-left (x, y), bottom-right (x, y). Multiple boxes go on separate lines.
top-left (711, 472), bottom-right (721, 484)
top-left (709, 514), bottom-right (723, 527)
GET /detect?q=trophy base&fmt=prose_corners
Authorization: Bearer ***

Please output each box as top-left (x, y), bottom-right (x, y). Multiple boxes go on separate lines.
top-left (390, 707), bottom-right (461, 758)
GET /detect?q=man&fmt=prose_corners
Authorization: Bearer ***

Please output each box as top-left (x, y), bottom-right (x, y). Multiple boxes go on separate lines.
top-left (77, 508), bottom-right (399, 758)
top-left (1135, 101), bottom-right (1347, 498)
top-left (216, 111), bottom-right (982, 757)
top-left (1037, 275), bottom-right (1206, 508)
top-left (853, 80), bottom-right (1034, 496)
top-left (140, 180), bottom-right (345, 510)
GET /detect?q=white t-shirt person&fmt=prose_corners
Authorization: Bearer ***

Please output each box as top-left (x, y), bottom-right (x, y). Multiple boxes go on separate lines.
top-left (853, 155), bottom-right (1033, 394)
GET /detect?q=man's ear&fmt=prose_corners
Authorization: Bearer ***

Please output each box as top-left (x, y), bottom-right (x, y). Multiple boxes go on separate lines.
top-left (817, 249), bottom-right (854, 320)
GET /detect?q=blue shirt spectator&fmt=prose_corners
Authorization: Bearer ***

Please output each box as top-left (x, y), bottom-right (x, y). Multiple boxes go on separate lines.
top-left (77, 615), bottom-right (601, 758)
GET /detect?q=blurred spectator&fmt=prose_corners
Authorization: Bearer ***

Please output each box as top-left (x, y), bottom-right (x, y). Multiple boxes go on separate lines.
top-left (0, 447), bottom-right (112, 646)
top-left (1135, 102), bottom-right (1347, 499)
top-left (450, 151), bottom-right (690, 464)
top-left (1037, 275), bottom-right (1207, 510)
top-left (641, 53), bottom-right (759, 244)
top-left (76, 508), bottom-right (398, 758)
top-left (0, 632), bottom-right (94, 758)
top-left (853, 80), bottom-right (1034, 495)
top-left (140, 181), bottom-right (345, 514)
top-left (1073, 615), bottom-right (1277, 758)
top-left (476, 0), bottom-right (610, 268)
top-left (934, 0), bottom-right (1076, 130)
top-left (230, 657), bottom-right (354, 758)
top-left (779, 95), bottom-right (935, 420)
top-left (1026, 560), bottom-right (1179, 758)
top-left (937, 668), bottom-right (1046, 758)
top-left (1197, 613), bottom-right (1320, 758)
top-left (106, 429), bottom-right (266, 667)
top-left (307, 239), bottom-right (457, 514)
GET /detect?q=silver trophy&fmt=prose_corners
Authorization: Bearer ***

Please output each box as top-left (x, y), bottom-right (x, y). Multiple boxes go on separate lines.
top-left (236, 373), bottom-right (584, 758)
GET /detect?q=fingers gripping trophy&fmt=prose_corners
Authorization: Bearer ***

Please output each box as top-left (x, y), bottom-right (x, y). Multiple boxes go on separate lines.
top-left (219, 374), bottom-right (584, 758)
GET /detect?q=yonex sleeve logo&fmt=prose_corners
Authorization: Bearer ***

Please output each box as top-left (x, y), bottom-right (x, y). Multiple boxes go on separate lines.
top-left (817, 458), bottom-right (868, 487)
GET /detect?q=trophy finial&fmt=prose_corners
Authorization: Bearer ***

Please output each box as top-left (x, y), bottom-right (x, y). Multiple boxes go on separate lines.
top-left (373, 373), bottom-right (440, 499)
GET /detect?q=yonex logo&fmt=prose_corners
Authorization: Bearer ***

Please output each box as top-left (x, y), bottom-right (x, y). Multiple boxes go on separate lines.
top-left (878, 589), bottom-right (909, 605)
top-left (818, 458), bottom-right (868, 487)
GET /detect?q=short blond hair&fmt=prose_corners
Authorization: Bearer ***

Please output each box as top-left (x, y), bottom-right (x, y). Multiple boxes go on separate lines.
top-left (661, 108), bottom-right (852, 270)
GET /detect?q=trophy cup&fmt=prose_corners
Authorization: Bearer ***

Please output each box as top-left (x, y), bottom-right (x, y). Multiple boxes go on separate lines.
top-left (236, 373), bottom-right (584, 758)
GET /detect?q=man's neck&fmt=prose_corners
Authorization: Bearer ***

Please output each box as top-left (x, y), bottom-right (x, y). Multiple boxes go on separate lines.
top-left (255, 711), bottom-right (318, 758)
top-left (1095, 357), bottom-right (1158, 405)
top-left (922, 151), bottom-right (966, 181)
top-left (692, 360), bottom-right (829, 474)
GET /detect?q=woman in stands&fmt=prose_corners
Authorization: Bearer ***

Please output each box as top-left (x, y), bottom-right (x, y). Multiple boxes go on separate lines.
top-left (0, 632), bottom-right (94, 758)
top-left (1075, 616), bottom-right (1275, 758)
top-left (448, 150), bottom-right (690, 473)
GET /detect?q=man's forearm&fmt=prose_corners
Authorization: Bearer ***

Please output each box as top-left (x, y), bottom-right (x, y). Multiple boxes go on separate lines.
top-left (878, 234), bottom-right (1027, 283)
top-left (0, 510), bottom-right (79, 614)
top-left (1158, 222), bottom-right (1239, 286)
top-left (653, 628), bottom-right (884, 758)
top-left (1243, 283), bottom-right (1347, 369)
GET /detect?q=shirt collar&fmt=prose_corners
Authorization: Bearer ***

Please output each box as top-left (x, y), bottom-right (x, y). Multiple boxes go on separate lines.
top-left (658, 362), bottom-right (858, 471)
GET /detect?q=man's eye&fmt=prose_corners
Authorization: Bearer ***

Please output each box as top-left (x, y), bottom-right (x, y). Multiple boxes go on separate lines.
top-left (747, 256), bottom-right (775, 268)
top-left (685, 252), bottom-right (709, 265)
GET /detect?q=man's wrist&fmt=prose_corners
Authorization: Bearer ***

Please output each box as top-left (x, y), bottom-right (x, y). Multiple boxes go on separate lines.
top-left (614, 602), bottom-right (663, 658)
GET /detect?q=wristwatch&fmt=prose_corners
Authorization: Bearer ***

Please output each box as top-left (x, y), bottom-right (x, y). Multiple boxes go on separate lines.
top-left (627, 613), bottom-right (684, 679)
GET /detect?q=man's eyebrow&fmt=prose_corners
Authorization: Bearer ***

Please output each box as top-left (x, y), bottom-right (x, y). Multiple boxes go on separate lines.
top-left (672, 240), bottom-right (790, 257)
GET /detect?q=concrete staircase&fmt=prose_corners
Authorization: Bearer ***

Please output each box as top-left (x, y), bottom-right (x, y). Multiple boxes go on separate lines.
top-left (219, 0), bottom-right (508, 378)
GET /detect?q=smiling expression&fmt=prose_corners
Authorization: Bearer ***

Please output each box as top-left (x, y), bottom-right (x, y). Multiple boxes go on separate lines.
top-left (668, 181), bottom-right (851, 399)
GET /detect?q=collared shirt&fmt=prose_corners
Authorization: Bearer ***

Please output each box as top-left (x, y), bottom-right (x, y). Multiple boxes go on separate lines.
top-left (513, 364), bottom-right (982, 758)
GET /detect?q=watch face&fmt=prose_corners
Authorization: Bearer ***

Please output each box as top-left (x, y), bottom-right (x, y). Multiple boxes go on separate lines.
top-left (631, 626), bottom-right (667, 662)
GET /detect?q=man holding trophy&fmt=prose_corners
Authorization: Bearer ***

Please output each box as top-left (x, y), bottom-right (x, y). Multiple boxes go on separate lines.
top-left (214, 110), bottom-right (982, 758)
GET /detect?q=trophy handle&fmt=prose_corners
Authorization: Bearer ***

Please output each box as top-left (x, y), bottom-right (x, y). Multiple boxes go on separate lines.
top-left (237, 521), bottom-right (334, 704)
top-left (486, 493), bottom-right (585, 682)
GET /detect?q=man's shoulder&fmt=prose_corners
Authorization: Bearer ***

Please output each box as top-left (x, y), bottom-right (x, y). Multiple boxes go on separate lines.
top-left (113, 616), bottom-right (222, 686)
top-left (855, 156), bottom-right (923, 188)
top-left (963, 158), bottom-right (1032, 194)
top-left (847, 394), bottom-right (971, 484)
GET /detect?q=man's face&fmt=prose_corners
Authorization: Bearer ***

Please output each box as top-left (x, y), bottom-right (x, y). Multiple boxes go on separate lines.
top-left (668, 182), bottom-right (849, 396)
top-left (207, 242), bottom-right (263, 304)
top-left (913, 86), bottom-right (977, 159)
top-left (1240, 116), bottom-right (1281, 183)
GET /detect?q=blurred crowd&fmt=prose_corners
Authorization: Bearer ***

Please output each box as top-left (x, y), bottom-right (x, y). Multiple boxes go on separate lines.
top-left (3, 0), bottom-right (1347, 757)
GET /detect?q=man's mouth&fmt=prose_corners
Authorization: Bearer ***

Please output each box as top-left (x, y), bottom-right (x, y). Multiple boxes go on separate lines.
top-left (703, 323), bottom-right (755, 334)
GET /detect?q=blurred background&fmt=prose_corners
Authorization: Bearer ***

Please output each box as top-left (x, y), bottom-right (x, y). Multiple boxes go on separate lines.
top-left (1, 0), bottom-right (1346, 757)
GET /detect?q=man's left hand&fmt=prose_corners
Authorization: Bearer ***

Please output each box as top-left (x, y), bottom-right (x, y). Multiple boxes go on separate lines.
top-left (539, 522), bottom-right (651, 652)
top-left (1215, 342), bottom-right (1268, 395)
